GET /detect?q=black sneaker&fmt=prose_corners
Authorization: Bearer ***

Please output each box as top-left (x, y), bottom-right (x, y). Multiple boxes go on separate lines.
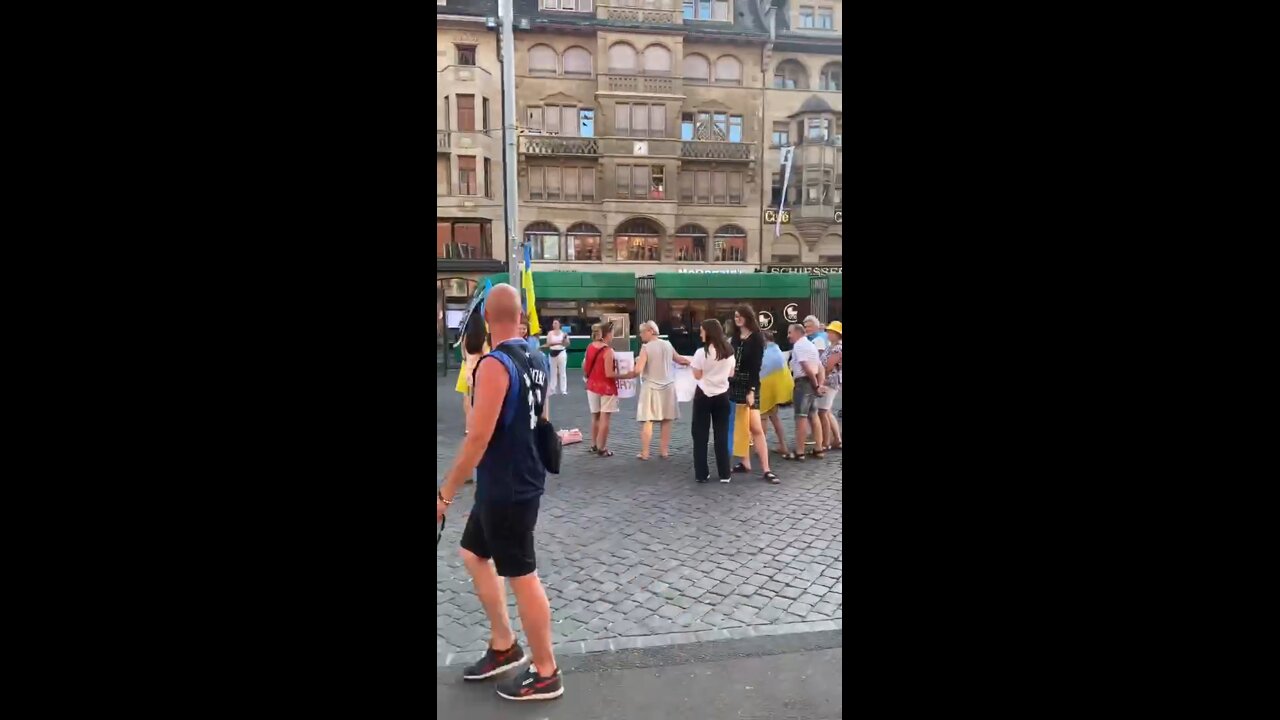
top-left (462, 642), bottom-right (527, 681)
top-left (496, 663), bottom-right (563, 701)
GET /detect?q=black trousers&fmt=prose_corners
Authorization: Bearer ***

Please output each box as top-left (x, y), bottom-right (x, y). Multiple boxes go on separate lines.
top-left (692, 387), bottom-right (731, 480)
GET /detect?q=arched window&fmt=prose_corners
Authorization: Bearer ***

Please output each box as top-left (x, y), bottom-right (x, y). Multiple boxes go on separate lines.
top-left (683, 53), bottom-right (710, 81)
top-left (771, 233), bottom-right (801, 263)
top-left (713, 225), bottom-right (747, 262)
top-left (567, 222), bottom-right (602, 261)
top-left (773, 59), bottom-right (809, 89)
top-left (563, 46), bottom-right (593, 76)
top-left (714, 55), bottom-right (742, 85)
top-left (819, 62), bottom-right (842, 91)
top-left (529, 44), bottom-right (558, 75)
top-left (608, 43), bottom-right (637, 72)
top-left (525, 221), bottom-right (560, 261)
top-left (614, 218), bottom-right (663, 261)
top-left (643, 44), bottom-right (672, 74)
top-left (674, 224), bottom-right (708, 262)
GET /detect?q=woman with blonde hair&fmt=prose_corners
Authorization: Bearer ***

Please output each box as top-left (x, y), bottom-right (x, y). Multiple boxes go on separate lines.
top-left (619, 320), bottom-right (690, 460)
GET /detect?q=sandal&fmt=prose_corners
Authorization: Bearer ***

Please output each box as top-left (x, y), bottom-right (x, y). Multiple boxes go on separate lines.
top-left (586, 445), bottom-right (598, 454)
top-left (782, 452), bottom-right (805, 462)
top-left (659, 454), bottom-right (670, 460)
top-left (598, 449), bottom-right (614, 457)
top-left (732, 462), bottom-right (750, 474)
top-left (827, 442), bottom-right (843, 451)
top-left (763, 471), bottom-right (780, 484)
top-left (811, 451), bottom-right (826, 460)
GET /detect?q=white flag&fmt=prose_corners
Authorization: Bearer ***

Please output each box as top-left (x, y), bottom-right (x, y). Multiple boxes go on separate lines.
top-left (776, 146), bottom-right (795, 238)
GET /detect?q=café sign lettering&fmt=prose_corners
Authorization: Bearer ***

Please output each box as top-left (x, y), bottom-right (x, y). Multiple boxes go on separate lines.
top-left (767, 265), bottom-right (843, 275)
top-left (763, 209), bottom-right (792, 224)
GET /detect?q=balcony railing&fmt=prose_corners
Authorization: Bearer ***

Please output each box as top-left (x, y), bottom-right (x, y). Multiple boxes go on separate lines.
top-left (597, 2), bottom-right (680, 24)
top-left (437, 131), bottom-right (450, 152)
top-left (601, 73), bottom-right (678, 95)
top-left (519, 136), bottom-right (599, 156)
top-left (681, 141), bottom-right (754, 161)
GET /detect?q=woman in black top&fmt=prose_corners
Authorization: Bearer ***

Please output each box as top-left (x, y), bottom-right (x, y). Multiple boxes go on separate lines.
top-left (730, 305), bottom-right (778, 483)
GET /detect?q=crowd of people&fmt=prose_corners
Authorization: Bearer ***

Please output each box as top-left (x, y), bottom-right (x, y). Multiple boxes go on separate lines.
top-left (439, 285), bottom-right (843, 703)
top-left (507, 304), bottom-right (844, 485)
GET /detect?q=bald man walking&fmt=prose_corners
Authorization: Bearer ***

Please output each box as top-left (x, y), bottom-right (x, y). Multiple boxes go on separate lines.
top-left (437, 284), bottom-right (563, 701)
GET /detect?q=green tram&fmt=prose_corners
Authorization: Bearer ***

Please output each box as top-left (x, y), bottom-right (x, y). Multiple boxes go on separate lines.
top-left (444, 271), bottom-right (842, 370)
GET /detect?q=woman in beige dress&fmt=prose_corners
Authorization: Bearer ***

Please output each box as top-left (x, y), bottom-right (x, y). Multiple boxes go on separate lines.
top-left (620, 321), bottom-right (690, 460)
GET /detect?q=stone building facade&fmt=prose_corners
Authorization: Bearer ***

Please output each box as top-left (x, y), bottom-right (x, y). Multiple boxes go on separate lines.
top-left (437, 0), bottom-right (507, 300)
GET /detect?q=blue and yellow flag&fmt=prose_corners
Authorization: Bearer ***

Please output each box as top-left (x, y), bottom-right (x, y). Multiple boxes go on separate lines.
top-left (522, 246), bottom-right (541, 335)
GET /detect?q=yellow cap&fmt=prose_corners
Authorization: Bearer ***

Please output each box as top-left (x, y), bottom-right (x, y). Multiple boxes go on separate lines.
top-left (826, 320), bottom-right (843, 335)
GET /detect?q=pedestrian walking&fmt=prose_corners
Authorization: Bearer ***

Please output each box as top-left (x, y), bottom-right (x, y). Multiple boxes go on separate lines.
top-left (728, 305), bottom-right (778, 484)
top-left (758, 330), bottom-right (794, 456)
top-left (618, 320), bottom-right (689, 460)
top-left (583, 321), bottom-right (620, 457)
top-left (782, 323), bottom-right (827, 461)
top-left (544, 319), bottom-right (569, 396)
top-left (816, 320), bottom-right (843, 451)
top-left (690, 319), bottom-right (736, 483)
top-left (436, 283), bottom-right (563, 702)
top-left (456, 317), bottom-right (490, 436)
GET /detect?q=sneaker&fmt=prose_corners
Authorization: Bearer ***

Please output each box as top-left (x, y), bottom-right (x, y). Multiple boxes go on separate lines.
top-left (462, 642), bottom-right (527, 681)
top-left (496, 663), bottom-right (564, 701)
top-left (720, 477), bottom-right (731, 483)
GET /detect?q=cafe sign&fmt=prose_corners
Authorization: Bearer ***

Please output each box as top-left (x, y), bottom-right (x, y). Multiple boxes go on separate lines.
top-left (767, 265), bottom-right (842, 275)
top-left (763, 209), bottom-right (792, 224)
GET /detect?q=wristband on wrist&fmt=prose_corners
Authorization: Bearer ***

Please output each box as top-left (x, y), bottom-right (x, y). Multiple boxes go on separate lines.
top-left (438, 491), bottom-right (452, 506)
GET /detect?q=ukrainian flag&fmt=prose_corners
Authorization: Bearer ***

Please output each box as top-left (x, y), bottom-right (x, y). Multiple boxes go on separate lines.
top-left (522, 246), bottom-right (541, 335)
top-left (730, 342), bottom-right (793, 458)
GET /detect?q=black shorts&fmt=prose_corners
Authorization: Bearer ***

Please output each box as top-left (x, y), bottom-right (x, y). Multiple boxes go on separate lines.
top-left (460, 498), bottom-right (540, 578)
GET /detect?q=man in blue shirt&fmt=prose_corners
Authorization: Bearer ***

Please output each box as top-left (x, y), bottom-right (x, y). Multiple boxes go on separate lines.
top-left (804, 315), bottom-right (829, 352)
top-left (438, 285), bottom-right (563, 701)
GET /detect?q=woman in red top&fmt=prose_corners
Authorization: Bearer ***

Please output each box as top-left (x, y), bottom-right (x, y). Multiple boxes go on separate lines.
top-left (583, 321), bottom-right (620, 457)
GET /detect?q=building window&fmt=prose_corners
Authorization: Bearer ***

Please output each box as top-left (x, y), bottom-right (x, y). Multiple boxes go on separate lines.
top-left (457, 45), bottom-right (477, 66)
top-left (819, 63), bottom-right (839, 91)
top-left (528, 166), bottom-right (596, 201)
top-left (807, 118), bottom-right (830, 141)
top-left (484, 158), bottom-right (492, 198)
top-left (684, 0), bottom-right (729, 21)
top-left (679, 169), bottom-right (744, 205)
top-left (529, 44), bottom-right (558, 75)
top-left (772, 122), bottom-right (790, 147)
top-left (544, 0), bottom-right (592, 9)
top-left (528, 105), bottom-right (584, 136)
top-left (713, 225), bottom-right (746, 262)
top-left (608, 43), bottom-right (637, 73)
top-left (675, 224), bottom-right (707, 261)
top-left (615, 103), bottom-right (665, 138)
top-left (567, 222), bottom-right (602, 261)
top-left (579, 108), bottom-right (595, 137)
top-left (683, 53), bottom-right (709, 81)
top-left (458, 94), bottom-right (475, 131)
top-left (682, 111), bottom-right (742, 141)
top-left (728, 172), bottom-right (742, 204)
top-left (482, 98), bottom-right (490, 134)
top-left (773, 60), bottom-right (809, 89)
top-left (458, 156), bottom-right (478, 195)
top-left (799, 6), bottom-right (815, 27)
top-left (817, 7), bottom-right (834, 29)
top-left (711, 171), bottom-right (727, 204)
top-left (437, 220), bottom-right (493, 260)
top-left (525, 222), bottom-right (561, 261)
top-left (437, 157), bottom-right (449, 196)
top-left (563, 46), bottom-right (593, 76)
top-left (713, 56), bottom-right (742, 85)
top-left (819, 63), bottom-right (842, 91)
top-left (643, 44), bottom-right (672, 74)
top-left (651, 166), bottom-right (665, 199)
top-left (617, 165), bottom-right (664, 199)
top-left (614, 218), bottom-right (663, 261)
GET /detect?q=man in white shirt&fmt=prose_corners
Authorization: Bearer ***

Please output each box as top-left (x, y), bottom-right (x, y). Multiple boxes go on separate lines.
top-left (787, 323), bottom-right (827, 460)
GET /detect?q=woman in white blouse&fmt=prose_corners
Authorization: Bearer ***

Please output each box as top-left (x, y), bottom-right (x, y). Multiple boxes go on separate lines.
top-left (544, 319), bottom-right (569, 396)
top-left (690, 319), bottom-right (737, 483)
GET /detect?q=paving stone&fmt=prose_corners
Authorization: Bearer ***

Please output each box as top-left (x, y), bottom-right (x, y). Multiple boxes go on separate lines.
top-left (434, 368), bottom-right (841, 657)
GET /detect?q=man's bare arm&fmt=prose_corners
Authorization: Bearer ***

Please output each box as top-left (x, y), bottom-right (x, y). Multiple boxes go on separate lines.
top-left (441, 357), bottom-right (508, 501)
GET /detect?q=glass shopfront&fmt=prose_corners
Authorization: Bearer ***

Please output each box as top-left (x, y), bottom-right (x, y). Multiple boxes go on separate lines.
top-left (656, 298), bottom-right (810, 352)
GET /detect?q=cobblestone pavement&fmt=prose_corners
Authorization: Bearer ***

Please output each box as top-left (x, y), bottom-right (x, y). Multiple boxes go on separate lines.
top-left (436, 365), bottom-right (843, 665)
